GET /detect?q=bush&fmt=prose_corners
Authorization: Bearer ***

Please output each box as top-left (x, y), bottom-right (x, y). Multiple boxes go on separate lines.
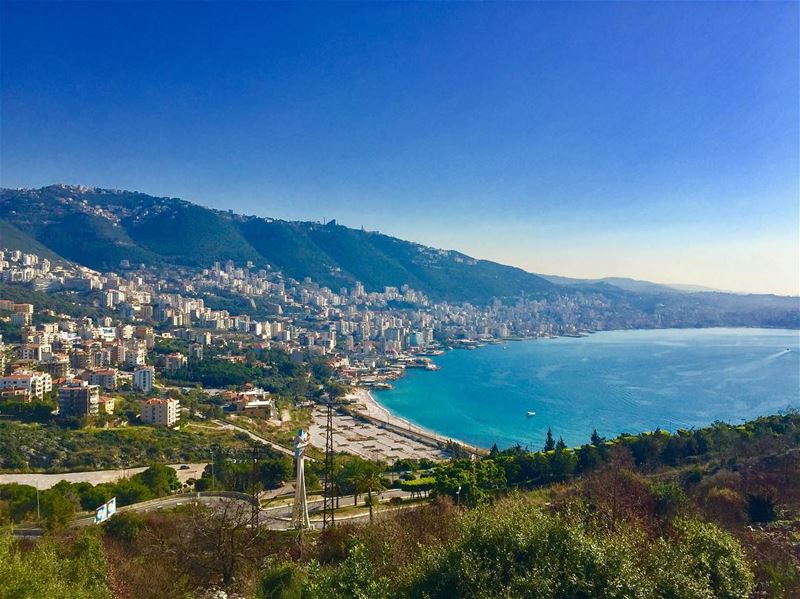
top-left (0, 528), bottom-right (111, 598)
top-left (400, 477), bottom-right (435, 494)
top-left (259, 562), bottom-right (307, 599)
top-left (648, 518), bottom-right (754, 598)
top-left (651, 480), bottom-right (688, 521)
top-left (747, 492), bottom-right (777, 524)
top-left (103, 512), bottom-right (144, 543)
top-left (704, 487), bottom-right (746, 527)
top-left (404, 496), bottom-right (650, 597)
top-left (136, 464), bottom-right (180, 496)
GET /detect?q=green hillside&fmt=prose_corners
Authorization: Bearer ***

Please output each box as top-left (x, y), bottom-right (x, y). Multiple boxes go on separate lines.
top-left (0, 220), bottom-right (64, 261)
top-left (126, 203), bottom-right (262, 266)
top-left (0, 185), bottom-right (555, 301)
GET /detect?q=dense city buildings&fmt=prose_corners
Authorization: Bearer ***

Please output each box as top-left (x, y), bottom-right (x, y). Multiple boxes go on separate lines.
top-left (1, 246), bottom-right (797, 434)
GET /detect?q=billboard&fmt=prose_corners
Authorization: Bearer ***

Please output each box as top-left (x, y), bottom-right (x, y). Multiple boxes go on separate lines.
top-left (95, 497), bottom-right (117, 524)
top-left (95, 503), bottom-right (107, 524)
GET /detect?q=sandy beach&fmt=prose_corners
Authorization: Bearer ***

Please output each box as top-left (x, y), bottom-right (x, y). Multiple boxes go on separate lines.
top-left (347, 388), bottom-right (438, 438)
top-left (352, 388), bottom-right (485, 452)
top-left (307, 388), bottom-right (484, 463)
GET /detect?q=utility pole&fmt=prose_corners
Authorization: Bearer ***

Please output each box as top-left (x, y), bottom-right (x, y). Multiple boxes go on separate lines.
top-left (36, 482), bottom-right (40, 523)
top-left (322, 399), bottom-right (336, 529)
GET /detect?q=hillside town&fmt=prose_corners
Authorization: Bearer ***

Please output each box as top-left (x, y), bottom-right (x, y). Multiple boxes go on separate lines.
top-left (0, 246), bottom-right (583, 399)
top-left (0, 245), bottom-right (794, 448)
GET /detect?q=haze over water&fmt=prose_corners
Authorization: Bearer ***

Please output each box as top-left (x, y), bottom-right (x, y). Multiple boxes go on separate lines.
top-left (375, 328), bottom-right (800, 449)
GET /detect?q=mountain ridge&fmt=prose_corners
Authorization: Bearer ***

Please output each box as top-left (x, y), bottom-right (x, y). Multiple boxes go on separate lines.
top-left (0, 184), bottom-right (558, 302)
top-left (1, 184), bottom-right (796, 304)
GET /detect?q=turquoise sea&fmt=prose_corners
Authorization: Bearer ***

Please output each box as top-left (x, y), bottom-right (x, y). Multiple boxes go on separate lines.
top-left (374, 328), bottom-right (800, 449)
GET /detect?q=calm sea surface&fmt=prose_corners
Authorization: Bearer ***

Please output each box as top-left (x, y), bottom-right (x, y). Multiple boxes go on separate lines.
top-left (374, 328), bottom-right (800, 449)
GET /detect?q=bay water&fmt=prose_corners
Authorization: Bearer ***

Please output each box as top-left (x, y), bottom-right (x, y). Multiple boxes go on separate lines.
top-left (374, 328), bottom-right (800, 449)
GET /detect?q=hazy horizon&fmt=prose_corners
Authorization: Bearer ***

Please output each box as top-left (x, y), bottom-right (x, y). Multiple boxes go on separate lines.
top-left (1, 2), bottom-right (798, 295)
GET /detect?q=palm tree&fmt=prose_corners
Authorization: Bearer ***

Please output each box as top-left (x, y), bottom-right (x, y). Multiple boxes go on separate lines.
top-left (352, 461), bottom-right (384, 523)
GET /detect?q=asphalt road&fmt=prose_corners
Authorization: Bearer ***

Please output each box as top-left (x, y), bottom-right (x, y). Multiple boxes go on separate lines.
top-left (68, 487), bottom-right (413, 531)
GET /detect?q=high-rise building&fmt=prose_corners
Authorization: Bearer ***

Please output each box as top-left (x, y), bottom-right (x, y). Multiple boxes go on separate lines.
top-left (87, 368), bottom-right (118, 390)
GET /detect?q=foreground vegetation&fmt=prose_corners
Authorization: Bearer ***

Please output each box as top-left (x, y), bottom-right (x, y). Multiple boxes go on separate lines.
top-left (1, 412), bottom-right (797, 598)
top-left (0, 464), bottom-right (183, 530)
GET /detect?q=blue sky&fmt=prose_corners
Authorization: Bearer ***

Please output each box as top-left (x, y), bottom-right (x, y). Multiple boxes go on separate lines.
top-left (1, 2), bottom-right (798, 294)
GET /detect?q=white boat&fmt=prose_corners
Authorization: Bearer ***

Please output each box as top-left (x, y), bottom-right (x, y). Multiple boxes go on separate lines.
top-left (526, 411), bottom-right (536, 417)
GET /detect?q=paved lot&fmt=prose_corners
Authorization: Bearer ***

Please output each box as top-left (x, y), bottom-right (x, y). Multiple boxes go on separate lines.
top-left (308, 406), bottom-right (448, 462)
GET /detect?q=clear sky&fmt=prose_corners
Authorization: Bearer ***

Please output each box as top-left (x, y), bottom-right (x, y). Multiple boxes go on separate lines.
top-left (1, 1), bottom-right (798, 295)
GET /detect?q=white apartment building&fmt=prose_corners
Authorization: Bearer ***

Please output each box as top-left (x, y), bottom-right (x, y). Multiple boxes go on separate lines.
top-left (133, 366), bottom-right (154, 394)
top-left (0, 370), bottom-right (53, 400)
top-left (140, 397), bottom-right (179, 427)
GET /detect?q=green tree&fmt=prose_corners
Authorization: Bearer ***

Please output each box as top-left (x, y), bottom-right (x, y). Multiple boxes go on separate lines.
top-left (103, 511), bottom-right (144, 543)
top-left (40, 487), bottom-right (77, 531)
top-left (0, 483), bottom-right (37, 523)
top-left (349, 461), bottom-right (384, 522)
top-left (259, 455), bottom-right (293, 490)
top-left (112, 478), bottom-right (153, 505)
top-left (0, 528), bottom-right (111, 598)
top-left (591, 428), bottom-right (605, 445)
top-left (543, 427), bottom-right (555, 452)
top-left (405, 497), bottom-right (649, 598)
top-left (137, 463), bottom-right (180, 496)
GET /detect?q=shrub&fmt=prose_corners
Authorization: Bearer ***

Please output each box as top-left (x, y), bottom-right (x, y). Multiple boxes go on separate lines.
top-left (704, 487), bottom-right (746, 527)
top-left (0, 528), bottom-right (111, 598)
top-left (400, 477), bottom-right (435, 493)
top-left (651, 480), bottom-right (688, 522)
top-left (648, 518), bottom-right (754, 599)
top-left (404, 496), bottom-right (650, 597)
top-left (747, 492), bottom-right (777, 524)
top-left (259, 562), bottom-right (306, 599)
top-left (104, 512), bottom-right (144, 543)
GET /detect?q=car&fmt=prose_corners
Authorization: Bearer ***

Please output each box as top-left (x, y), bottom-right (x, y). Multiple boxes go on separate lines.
top-left (179, 464), bottom-right (190, 470)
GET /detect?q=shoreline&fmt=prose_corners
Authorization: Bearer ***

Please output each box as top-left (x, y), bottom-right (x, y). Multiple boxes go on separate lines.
top-left (346, 387), bottom-right (486, 454)
top-left (351, 327), bottom-right (799, 452)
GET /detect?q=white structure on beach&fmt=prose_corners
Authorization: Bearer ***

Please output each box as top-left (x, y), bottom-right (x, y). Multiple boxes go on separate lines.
top-left (292, 429), bottom-right (311, 529)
